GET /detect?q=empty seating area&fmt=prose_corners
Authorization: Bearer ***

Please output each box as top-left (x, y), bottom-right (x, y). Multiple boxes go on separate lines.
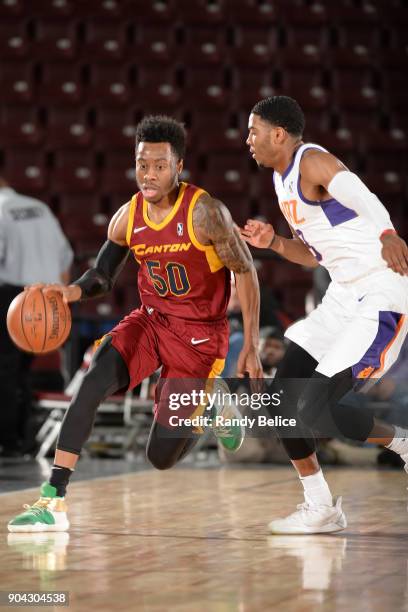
top-left (1, 0), bottom-right (407, 324)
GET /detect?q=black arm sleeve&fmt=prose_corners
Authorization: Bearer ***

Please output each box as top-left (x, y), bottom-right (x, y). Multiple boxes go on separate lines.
top-left (73, 240), bottom-right (129, 300)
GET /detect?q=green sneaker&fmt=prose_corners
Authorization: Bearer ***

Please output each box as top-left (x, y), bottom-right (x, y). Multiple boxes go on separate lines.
top-left (8, 482), bottom-right (69, 533)
top-left (210, 378), bottom-right (245, 452)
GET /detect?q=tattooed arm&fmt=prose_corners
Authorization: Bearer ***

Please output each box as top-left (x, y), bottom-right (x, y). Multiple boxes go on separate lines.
top-left (193, 193), bottom-right (263, 378)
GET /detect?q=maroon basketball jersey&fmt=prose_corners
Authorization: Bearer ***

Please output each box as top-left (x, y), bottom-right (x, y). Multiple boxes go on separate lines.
top-left (126, 182), bottom-right (231, 321)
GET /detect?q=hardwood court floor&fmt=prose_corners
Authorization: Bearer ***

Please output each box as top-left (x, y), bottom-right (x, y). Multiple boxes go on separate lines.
top-left (1, 466), bottom-right (408, 612)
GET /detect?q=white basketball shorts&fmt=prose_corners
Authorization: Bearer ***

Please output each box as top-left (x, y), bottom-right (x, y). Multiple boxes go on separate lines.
top-left (285, 269), bottom-right (408, 379)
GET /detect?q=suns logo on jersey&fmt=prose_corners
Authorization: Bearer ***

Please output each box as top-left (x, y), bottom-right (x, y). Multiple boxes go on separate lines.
top-left (279, 199), bottom-right (305, 225)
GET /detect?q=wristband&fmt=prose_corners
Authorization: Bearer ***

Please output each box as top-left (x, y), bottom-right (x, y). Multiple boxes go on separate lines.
top-left (380, 229), bottom-right (397, 239)
top-left (267, 234), bottom-right (276, 249)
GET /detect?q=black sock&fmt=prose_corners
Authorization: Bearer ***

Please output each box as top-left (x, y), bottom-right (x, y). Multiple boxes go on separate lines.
top-left (49, 465), bottom-right (74, 497)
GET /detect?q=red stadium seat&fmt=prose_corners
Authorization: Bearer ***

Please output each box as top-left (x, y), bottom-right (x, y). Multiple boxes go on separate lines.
top-left (101, 167), bottom-right (136, 195)
top-left (360, 128), bottom-right (408, 157)
top-left (105, 193), bottom-right (135, 216)
top-left (280, 68), bottom-right (325, 92)
top-left (194, 125), bottom-right (245, 155)
top-left (335, 87), bottom-right (380, 113)
top-left (101, 159), bottom-right (136, 198)
top-left (231, 26), bottom-right (278, 67)
top-left (336, 109), bottom-right (382, 132)
top-left (190, 108), bottom-right (238, 131)
top-left (332, 69), bottom-right (377, 93)
top-left (0, 61), bottom-right (34, 104)
top-left (31, 0), bottom-right (75, 19)
top-left (38, 62), bottom-right (83, 105)
top-left (256, 196), bottom-right (286, 230)
top-left (284, 26), bottom-right (329, 51)
top-left (2, 149), bottom-right (48, 196)
top-left (81, 21), bottom-right (127, 63)
top-left (182, 67), bottom-right (230, 109)
top-left (179, 26), bottom-right (228, 66)
top-left (72, 0), bottom-right (124, 20)
top-left (231, 67), bottom-right (275, 109)
top-left (364, 171), bottom-right (405, 197)
top-left (278, 45), bottom-right (324, 70)
top-left (59, 212), bottom-right (108, 242)
top-left (176, 0), bottom-right (225, 25)
top-left (46, 107), bottom-right (92, 150)
top-left (131, 24), bottom-right (177, 65)
top-left (281, 2), bottom-right (329, 26)
top-left (52, 151), bottom-right (98, 194)
top-left (309, 127), bottom-right (359, 169)
top-left (0, 0), bottom-right (24, 19)
top-left (335, 25), bottom-right (383, 50)
top-left (328, 4), bottom-right (380, 26)
top-left (284, 84), bottom-right (330, 111)
top-left (328, 47), bottom-right (375, 70)
top-left (311, 127), bottom-right (357, 155)
top-left (94, 108), bottom-right (136, 151)
top-left (225, 0), bottom-right (277, 26)
top-left (58, 194), bottom-right (102, 215)
top-left (221, 195), bottom-right (253, 227)
top-left (86, 64), bottom-right (132, 107)
top-left (136, 67), bottom-right (181, 112)
top-left (0, 105), bottom-right (43, 147)
top-left (32, 20), bottom-right (78, 61)
top-left (201, 153), bottom-right (250, 195)
top-left (0, 22), bottom-right (30, 60)
top-left (379, 46), bottom-right (408, 71)
top-left (125, 0), bottom-right (176, 23)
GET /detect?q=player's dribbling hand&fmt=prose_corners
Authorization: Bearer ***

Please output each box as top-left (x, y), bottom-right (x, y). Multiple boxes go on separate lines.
top-left (239, 219), bottom-right (275, 249)
top-left (23, 283), bottom-right (81, 303)
top-left (380, 233), bottom-right (408, 276)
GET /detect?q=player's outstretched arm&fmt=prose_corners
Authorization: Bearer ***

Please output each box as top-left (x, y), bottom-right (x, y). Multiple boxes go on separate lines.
top-left (193, 194), bottom-right (263, 378)
top-left (240, 219), bottom-right (319, 268)
top-left (26, 203), bottom-right (131, 303)
top-left (301, 150), bottom-right (408, 276)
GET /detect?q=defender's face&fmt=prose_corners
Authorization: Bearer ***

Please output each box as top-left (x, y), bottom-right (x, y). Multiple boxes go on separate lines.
top-left (135, 142), bottom-right (183, 203)
top-left (246, 113), bottom-right (283, 168)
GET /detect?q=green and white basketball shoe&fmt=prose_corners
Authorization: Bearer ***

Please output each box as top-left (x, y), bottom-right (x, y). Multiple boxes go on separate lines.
top-left (8, 482), bottom-right (69, 533)
top-left (210, 378), bottom-right (245, 452)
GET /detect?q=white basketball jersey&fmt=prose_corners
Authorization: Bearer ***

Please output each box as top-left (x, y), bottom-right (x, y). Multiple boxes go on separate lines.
top-left (273, 143), bottom-right (387, 283)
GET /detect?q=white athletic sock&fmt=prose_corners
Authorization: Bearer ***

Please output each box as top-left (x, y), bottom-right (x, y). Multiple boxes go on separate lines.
top-left (300, 469), bottom-right (333, 507)
top-left (386, 426), bottom-right (408, 462)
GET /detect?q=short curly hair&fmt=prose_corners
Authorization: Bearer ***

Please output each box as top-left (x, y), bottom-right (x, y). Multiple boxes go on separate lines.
top-left (251, 96), bottom-right (305, 137)
top-left (135, 115), bottom-right (187, 160)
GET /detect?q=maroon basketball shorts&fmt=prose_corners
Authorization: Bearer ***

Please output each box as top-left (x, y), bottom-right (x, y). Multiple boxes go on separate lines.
top-left (107, 306), bottom-right (229, 429)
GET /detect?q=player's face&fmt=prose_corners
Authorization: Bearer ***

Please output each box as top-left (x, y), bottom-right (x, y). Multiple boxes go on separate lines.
top-left (135, 142), bottom-right (183, 203)
top-left (246, 113), bottom-right (285, 168)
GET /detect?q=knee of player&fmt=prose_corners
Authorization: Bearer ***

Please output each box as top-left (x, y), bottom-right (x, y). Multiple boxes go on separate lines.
top-left (297, 396), bottom-right (315, 429)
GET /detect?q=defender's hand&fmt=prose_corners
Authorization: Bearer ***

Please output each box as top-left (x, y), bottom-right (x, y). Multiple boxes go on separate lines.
top-left (240, 219), bottom-right (275, 249)
top-left (380, 233), bottom-right (408, 276)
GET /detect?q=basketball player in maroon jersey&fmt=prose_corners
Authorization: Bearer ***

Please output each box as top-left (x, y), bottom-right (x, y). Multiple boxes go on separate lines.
top-left (8, 115), bottom-right (262, 532)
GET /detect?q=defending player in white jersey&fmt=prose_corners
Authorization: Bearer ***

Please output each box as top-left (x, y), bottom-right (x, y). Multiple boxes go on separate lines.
top-left (242, 95), bottom-right (408, 534)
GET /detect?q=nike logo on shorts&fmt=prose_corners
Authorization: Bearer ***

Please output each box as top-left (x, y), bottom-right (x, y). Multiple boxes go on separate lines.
top-left (358, 295), bottom-right (366, 302)
top-left (134, 226), bottom-right (147, 234)
top-left (191, 337), bottom-right (209, 345)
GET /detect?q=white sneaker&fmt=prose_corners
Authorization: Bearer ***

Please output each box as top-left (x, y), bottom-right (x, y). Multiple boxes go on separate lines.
top-left (268, 496), bottom-right (347, 535)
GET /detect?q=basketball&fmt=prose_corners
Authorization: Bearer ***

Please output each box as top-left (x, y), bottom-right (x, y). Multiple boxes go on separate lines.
top-left (6, 288), bottom-right (72, 354)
